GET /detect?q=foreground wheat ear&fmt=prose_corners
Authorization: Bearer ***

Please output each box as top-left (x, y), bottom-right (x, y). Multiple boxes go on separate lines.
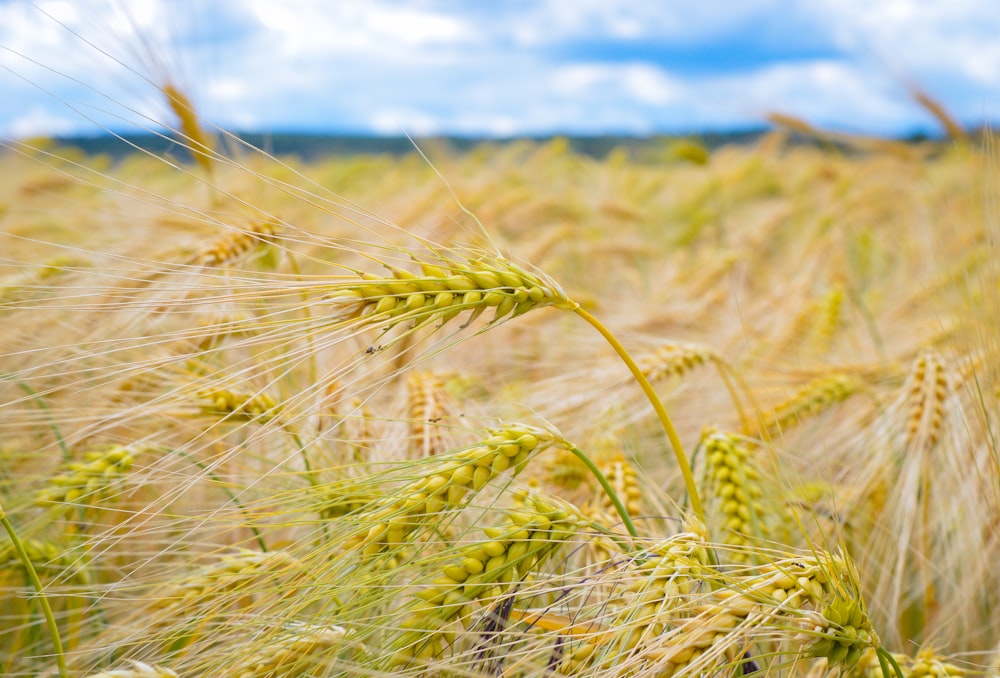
top-left (326, 249), bottom-right (707, 523)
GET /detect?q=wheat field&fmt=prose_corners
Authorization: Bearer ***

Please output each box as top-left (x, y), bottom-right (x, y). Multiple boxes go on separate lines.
top-left (1, 28), bottom-right (1000, 677)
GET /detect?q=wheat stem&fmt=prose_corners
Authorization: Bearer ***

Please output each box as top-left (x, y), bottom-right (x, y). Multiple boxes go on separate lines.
top-left (877, 646), bottom-right (905, 678)
top-left (572, 307), bottom-right (705, 524)
top-left (3, 373), bottom-right (70, 461)
top-left (0, 503), bottom-right (68, 678)
top-left (568, 445), bottom-right (638, 540)
top-left (169, 448), bottom-right (268, 552)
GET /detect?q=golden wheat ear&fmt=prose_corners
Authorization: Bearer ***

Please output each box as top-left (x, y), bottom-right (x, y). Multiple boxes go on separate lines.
top-left (161, 82), bottom-right (217, 176)
top-left (326, 252), bottom-right (577, 339)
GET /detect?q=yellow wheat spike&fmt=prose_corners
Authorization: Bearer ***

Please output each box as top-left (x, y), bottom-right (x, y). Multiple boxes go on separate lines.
top-left (748, 373), bottom-right (859, 440)
top-left (903, 350), bottom-right (950, 452)
top-left (162, 82), bottom-right (216, 175)
top-left (190, 220), bottom-right (280, 268)
top-left (406, 370), bottom-right (454, 458)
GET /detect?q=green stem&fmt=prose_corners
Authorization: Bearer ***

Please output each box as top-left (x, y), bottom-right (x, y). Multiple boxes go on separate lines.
top-left (287, 430), bottom-right (318, 487)
top-left (567, 446), bottom-right (638, 541)
top-left (876, 646), bottom-right (905, 678)
top-left (0, 504), bottom-right (68, 678)
top-left (572, 307), bottom-right (705, 525)
top-left (169, 449), bottom-right (268, 552)
top-left (3, 374), bottom-right (70, 462)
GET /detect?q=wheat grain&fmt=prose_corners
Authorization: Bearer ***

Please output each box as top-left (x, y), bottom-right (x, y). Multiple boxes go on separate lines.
top-left (637, 340), bottom-right (720, 384)
top-left (749, 373), bottom-right (858, 439)
top-left (35, 444), bottom-right (135, 514)
top-left (698, 428), bottom-right (767, 563)
top-left (345, 424), bottom-right (563, 558)
top-left (162, 82), bottom-right (216, 175)
top-left (406, 370), bottom-right (455, 458)
top-left (903, 351), bottom-right (950, 451)
top-left (229, 623), bottom-right (349, 678)
top-left (561, 529), bottom-right (713, 673)
top-left (197, 387), bottom-right (281, 423)
top-left (190, 220), bottom-right (279, 268)
top-left (326, 253), bottom-right (576, 339)
top-left (393, 489), bottom-right (584, 666)
top-left (151, 550), bottom-right (302, 610)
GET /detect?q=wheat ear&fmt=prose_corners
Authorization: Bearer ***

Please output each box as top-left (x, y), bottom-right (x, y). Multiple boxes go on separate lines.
top-left (393, 490), bottom-right (585, 666)
top-left (162, 82), bottom-right (216, 176)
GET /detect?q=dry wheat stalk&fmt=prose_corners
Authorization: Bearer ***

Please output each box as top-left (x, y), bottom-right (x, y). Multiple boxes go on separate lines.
top-left (562, 529), bottom-right (714, 674)
top-left (902, 351), bottom-right (949, 451)
top-left (561, 542), bottom-right (878, 677)
top-left (643, 554), bottom-right (875, 676)
top-left (810, 284), bottom-right (845, 356)
top-left (637, 340), bottom-right (721, 384)
top-left (0, 255), bottom-right (89, 306)
top-left (769, 284), bottom-right (845, 361)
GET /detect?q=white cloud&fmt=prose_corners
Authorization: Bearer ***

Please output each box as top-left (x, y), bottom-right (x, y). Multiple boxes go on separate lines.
top-left (815, 0), bottom-right (1000, 85)
top-left (708, 60), bottom-right (910, 132)
top-left (501, 0), bottom-right (805, 46)
top-left (552, 64), bottom-right (681, 106)
top-left (622, 65), bottom-right (682, 105)
top-left (245, 0), bottom-right (475, 62)
top-left (370, 108), bottom-right (441, 136)
top-left (3, 105), bottom-right (79, 138)
top-left (1, 0), bottom-right (999, 137)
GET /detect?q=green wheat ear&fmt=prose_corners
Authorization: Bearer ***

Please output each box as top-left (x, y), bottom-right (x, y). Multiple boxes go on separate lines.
top-left (326, 253), bottom-right (577, 336)
top-left (326, 251), bottom-right (707, 526)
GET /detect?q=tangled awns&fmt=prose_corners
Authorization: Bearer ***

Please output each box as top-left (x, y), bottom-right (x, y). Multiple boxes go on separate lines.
top-left (2, 55), bottom-right (1000, 677)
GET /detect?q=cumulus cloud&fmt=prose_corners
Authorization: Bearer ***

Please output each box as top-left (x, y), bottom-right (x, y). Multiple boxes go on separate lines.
top-left (2, 105), bottom-right (79, 138)
top-left (0, 0), bottom-right (997, 137)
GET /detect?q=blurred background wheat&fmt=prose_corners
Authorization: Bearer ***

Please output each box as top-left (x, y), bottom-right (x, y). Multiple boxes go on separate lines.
top-left (1, 2), bottom-right (999, 676)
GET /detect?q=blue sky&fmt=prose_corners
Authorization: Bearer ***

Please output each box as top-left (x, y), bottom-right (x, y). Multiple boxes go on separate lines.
top-left (1, 0), bottom-right (998, 138)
